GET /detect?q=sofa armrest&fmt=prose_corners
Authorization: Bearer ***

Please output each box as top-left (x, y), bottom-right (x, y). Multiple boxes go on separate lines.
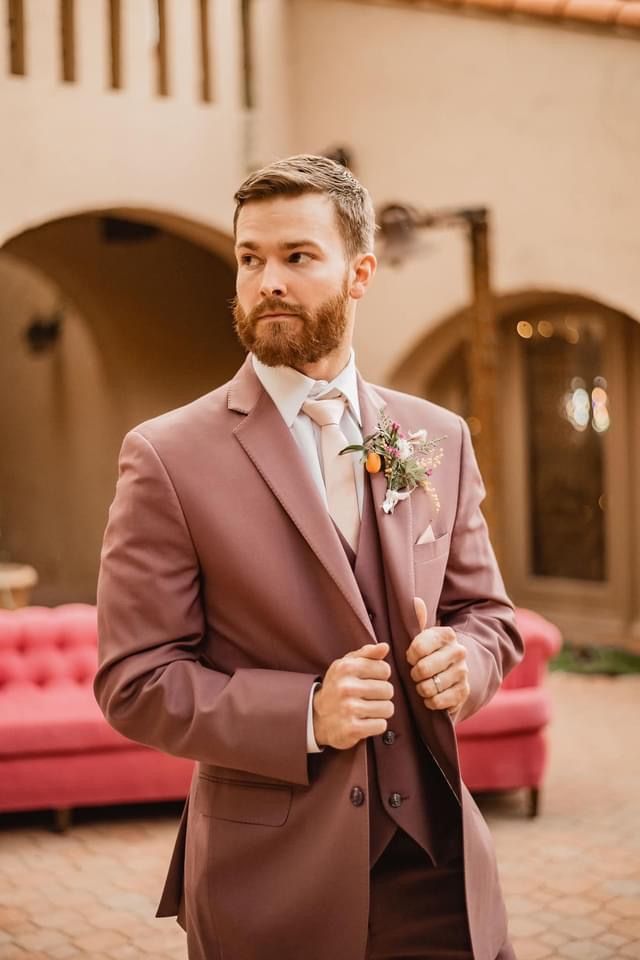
top-left (502, 608), bottom-right (563, 690)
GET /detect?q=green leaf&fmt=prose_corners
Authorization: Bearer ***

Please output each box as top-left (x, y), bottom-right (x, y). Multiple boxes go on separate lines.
top-left (339, 444), bottom-right (365, 455)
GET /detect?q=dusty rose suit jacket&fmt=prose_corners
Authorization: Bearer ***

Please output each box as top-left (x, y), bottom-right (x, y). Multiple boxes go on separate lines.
top-left (94, 356), bottom-right (523, 960)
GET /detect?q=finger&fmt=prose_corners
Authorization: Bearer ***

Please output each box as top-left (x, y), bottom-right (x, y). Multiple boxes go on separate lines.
top-left (355, 718), bottom-right (388, 740)
top-left (410, 645), bottom-right (465, 684)
top-left (359, 679), bottom-right (394, 700)
top-left (345, 642), bottom-right (389, 660)
top-left (355, 698), bottom-right (395, 720)
top-left (343, 658), bottom-right (392, 682)
top-left (420, 679), bottom-right (470, 713)
top-left (413, 596), bottom-right (427, 632)
top-left (406, 627), bottom-right (456, 666)
top-left (414, 665), bottom-right (455, 699)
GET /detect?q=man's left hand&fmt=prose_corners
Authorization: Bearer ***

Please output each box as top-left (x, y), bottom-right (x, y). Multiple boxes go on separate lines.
top-left (406, 597), bottom-right (470, 718)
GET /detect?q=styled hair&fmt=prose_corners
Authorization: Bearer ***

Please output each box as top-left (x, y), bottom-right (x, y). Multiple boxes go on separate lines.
top-left (233, 154), bottom-right (376, 259)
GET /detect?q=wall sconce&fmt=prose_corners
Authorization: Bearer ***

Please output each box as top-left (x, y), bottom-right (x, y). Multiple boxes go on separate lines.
top-left (24, 308), bottom-right (63, 354)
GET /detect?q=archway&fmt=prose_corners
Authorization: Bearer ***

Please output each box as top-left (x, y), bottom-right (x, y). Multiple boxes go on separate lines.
top-left (391, 292), bottom-right (640, 651)
top-left (0, 210), bottom-right (243, 605)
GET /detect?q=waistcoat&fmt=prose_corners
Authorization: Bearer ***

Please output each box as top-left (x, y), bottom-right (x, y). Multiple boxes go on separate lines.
top-left (337, 476), bottom-right (462, 868)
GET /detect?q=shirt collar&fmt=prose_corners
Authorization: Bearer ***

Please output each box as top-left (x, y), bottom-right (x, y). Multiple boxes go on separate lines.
top-left (251, 350), bottom-right (362, 428)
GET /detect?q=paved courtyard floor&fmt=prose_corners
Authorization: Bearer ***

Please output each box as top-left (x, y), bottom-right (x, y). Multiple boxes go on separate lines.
top-left (1, 671), bottom-right (638, 960)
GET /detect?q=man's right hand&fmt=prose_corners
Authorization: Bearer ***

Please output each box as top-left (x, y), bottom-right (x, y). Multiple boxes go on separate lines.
top-left (312, 643), bottom-right (394, 750)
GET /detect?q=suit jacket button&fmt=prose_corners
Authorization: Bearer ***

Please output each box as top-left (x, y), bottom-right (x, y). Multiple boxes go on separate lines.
top-left (382, 730), bottom-right (396, 745)
top-left (389, 792), bottom-right (403, 809)
top-left (350, 786), bottom-right (365, 807)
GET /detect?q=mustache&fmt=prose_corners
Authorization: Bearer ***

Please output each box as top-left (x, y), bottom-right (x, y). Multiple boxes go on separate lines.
top-left (234, 297), bottom-right (307, 325)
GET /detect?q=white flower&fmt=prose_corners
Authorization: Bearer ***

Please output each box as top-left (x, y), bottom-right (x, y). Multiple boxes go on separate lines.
top-left (408, 429), bottom-right (428, 443)
top-left (382, 489), bottom-right (411, 515)
top-left (396, 438), bottom-right (412, 460)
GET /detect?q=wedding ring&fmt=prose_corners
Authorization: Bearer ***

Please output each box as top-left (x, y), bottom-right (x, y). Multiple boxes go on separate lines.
top-left (433, 674), bottom-right (442, 695)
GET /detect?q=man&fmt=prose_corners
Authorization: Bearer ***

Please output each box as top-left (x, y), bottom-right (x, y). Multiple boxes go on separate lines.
top-left (95, 155), bottom-right (522, 960)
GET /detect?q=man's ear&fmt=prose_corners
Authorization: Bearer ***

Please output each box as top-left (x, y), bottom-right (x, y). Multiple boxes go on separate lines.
top-left (349, 253), bottom-right (377, 300)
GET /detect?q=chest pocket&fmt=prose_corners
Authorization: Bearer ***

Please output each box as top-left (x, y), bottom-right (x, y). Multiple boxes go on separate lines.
top-left (195, 773), bottom-right (292, 827)
top-left (413, 530), bottom-right (451, 565)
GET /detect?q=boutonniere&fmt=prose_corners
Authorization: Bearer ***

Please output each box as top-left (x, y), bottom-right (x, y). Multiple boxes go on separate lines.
top-left (340, 411), bottom-right (447, 515)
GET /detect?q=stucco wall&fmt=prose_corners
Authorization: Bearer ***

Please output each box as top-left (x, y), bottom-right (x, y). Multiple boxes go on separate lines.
top-left (289, 0), bottom-right (640, 383)
top-left (0, 218), bottom-right (241, 603)
top-left (0, 0), bottom-right (293, 250)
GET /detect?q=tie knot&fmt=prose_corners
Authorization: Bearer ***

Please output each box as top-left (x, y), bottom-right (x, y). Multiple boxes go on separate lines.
top-left (302, 394), bottom-right (347, 428)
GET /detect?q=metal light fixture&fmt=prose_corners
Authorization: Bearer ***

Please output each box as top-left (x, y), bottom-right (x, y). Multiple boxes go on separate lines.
top-left (24, 308), bottom-right (63, 354)
top-left (376, 200), bottom-right (502, 563)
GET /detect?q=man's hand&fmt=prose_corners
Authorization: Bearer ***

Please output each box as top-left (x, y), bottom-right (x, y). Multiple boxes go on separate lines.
top-left (406, 598), bottom-right (470, 718)
top-left (313, 643), bottom-right (394, 750)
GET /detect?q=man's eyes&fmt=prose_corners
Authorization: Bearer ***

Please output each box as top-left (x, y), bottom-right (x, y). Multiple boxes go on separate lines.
top-left (239, 251), bottom-right (313, 267)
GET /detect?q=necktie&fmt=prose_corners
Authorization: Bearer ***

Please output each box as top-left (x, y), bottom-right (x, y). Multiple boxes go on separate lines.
top-left (302, 393), bottom-right (360, 551)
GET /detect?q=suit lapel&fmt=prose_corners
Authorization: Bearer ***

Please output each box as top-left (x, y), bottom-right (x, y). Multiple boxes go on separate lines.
top-left (229, 358), bottom-right (375, 643)
top-left (358, 374), bottom-right (421, 640)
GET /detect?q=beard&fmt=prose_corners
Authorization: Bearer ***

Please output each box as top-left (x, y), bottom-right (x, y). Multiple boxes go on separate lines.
top-left (232, 277), bottom-right (350, 368)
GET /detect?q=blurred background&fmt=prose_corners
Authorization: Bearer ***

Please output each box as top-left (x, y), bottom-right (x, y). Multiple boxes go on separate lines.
top-left (0, 3), bottom-right (639, 960)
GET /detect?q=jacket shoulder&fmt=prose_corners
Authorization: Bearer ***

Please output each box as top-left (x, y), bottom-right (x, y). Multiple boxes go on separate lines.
top-left (125, 381), bottom-right (232, 451)
top-left (370, 383), bottom-right (463, 436)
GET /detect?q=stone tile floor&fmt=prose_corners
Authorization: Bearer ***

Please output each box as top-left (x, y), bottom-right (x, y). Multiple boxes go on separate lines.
top-left (1, 672), bottom-right (638, 960)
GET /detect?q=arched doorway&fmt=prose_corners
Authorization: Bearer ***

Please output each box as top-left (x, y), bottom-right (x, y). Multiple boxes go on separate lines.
top-left (0, 211), bottom-right (243, 605)
top-left (391, 292), bottom-right (640, 651)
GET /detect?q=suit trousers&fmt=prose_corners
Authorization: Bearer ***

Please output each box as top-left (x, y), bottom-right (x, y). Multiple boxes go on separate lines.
top-left (366, 830), bottom-right (517, 960)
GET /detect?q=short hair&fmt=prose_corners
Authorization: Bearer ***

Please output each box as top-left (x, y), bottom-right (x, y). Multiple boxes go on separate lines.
top-left (233, 154), bottom-right (376, 259)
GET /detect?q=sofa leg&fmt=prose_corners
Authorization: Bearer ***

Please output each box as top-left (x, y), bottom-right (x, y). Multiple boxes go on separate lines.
top-left (527, 787), bottom-right (539, 818)
top-left (53, 807), bottom-right (72, 833)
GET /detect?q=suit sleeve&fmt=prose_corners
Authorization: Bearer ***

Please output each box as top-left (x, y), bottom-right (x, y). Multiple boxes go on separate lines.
top-left (437, 416), bottom-right (524, 722)
top-left (94, 429), bottom-right (318, 786)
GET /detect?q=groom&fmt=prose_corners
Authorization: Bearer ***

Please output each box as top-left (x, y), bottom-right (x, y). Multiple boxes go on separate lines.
top-left (95, 155), bottom-right (522, 960)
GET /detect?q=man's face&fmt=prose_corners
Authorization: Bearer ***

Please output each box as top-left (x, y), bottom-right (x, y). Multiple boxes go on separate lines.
top-left (233, 193), bottom-right (353, 368)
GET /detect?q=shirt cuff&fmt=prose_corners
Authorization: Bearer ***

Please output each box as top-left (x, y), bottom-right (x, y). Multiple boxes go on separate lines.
top-left (307, 682), bottom-right (324, 753)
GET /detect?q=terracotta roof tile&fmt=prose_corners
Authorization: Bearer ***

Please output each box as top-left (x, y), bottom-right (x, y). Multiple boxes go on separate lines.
top-left (512, 0), bottom-right (566, 18)
top-left (351, 0), bottom-right (640, 34)
top-left (561, 0), bottom-right (622, 23)
top-left (612, 0), bottom-right (640, 22)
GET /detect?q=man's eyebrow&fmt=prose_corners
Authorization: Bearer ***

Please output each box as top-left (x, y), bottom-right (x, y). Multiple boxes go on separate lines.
top-left (280, 240), bottom-right (323, 251)
top-left (235, 239), bottom-right (323, 252)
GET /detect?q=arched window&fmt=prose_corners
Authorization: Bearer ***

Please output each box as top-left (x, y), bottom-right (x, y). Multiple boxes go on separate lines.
top-left (392, 293), bottom-right (640, 649)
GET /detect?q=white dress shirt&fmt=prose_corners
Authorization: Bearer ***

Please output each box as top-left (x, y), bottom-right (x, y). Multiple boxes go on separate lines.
top-left (251, 351), bottom-right (365, 753)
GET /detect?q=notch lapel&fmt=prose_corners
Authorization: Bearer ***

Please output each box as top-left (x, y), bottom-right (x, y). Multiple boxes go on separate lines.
top-left (357, 375), bottom-right (421, 640)
top-left (229, 359), bottom-right (375, 644)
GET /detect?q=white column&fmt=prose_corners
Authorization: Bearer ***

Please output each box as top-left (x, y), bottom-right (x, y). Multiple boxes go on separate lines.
top-left (77, 0), bottom-right (107, 92)
top-left (25, 0), bottom-right (58, 88)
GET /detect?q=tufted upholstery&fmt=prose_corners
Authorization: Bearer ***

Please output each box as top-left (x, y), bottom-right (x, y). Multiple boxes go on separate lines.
top-left (456, 607), bottom-right (562, 815)
top-left (0, 603), bottom-right (560, 818)
top-left (0, 604), bottom-right (193, 816)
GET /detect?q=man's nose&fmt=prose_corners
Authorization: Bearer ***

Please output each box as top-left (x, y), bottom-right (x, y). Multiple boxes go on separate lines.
top-left (260, 262), bottom-right (287, 298)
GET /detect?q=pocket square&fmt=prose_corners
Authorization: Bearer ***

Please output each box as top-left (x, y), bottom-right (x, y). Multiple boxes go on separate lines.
top-left (415, 523), bottom-right (436, 545)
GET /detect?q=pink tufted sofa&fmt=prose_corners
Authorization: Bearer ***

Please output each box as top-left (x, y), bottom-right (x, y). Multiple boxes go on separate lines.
top-left (0, 603), bottom-right (193, 828)
top-left (456, 607), bottom-right (562, 816)
top-left (0, 603), bottom-right (560, 825)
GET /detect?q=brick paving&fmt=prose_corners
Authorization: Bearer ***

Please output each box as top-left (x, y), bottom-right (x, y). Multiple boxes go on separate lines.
top-left (1, 672), bottom-right (638, 960)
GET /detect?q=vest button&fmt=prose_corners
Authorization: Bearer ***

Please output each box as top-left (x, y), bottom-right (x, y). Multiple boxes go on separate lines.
top-left (388, 792), bottom-right (403, 809)
top-left (382, 730), bottom-right (396, 745)
top-left (367, 610), bottom-right (375, 622)
top-left (350, 786), bottom-right (365, 807)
